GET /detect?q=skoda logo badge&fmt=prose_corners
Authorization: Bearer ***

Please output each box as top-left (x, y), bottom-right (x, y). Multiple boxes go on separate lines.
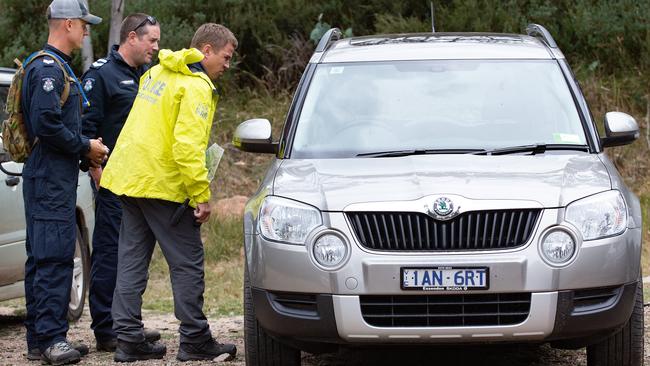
top-left (433, 197), bottom-right (454, 216)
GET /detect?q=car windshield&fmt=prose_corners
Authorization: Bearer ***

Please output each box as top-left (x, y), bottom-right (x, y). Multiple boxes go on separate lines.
top-left (291, 60), bottom-right (587, 158)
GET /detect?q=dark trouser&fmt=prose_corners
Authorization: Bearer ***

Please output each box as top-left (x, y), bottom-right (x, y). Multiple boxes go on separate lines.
top-left (23, 176), bottom-right (76, 352)
top-left (89, 187), bottom-right (121, 342)
top-left (112, 196), bottom-right (211, 344)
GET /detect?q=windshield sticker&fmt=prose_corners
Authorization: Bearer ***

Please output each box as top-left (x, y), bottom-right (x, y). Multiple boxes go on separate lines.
top-left (330, 66), bottom-right (344, 74)
top-left (553, 133), bottom-right (581, 144)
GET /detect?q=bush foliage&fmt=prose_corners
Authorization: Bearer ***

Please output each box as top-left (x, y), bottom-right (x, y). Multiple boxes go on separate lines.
top-left (0, 0), bottom-right (647, 92)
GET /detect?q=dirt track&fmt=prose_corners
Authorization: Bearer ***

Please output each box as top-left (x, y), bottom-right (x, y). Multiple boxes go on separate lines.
top-left (0, 306), bottom-right (648, 365)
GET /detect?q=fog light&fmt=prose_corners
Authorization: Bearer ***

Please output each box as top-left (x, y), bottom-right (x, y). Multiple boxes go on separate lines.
top-left (313, 234), bottom-right (347, 268)
top-left (541, 230), bottom-right (576, 264)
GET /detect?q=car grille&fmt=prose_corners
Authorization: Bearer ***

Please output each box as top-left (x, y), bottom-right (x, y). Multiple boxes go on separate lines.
top-left (346, 209), bottom-right (540, 251)
top-left (360, 293), bottom-right (531, 327)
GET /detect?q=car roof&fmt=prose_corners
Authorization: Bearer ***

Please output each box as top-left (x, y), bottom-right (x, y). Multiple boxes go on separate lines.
top-left (0, 67), bottom-right (15, 86)
top-left (315, 33), bottom-right (563, 63)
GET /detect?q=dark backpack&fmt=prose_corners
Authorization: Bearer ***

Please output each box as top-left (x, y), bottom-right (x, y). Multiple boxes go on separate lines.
top-left (1, 51), bottom-right (71, 162)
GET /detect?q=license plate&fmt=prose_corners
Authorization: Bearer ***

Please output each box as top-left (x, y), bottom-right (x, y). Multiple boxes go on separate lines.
top-left (401, 267), bottom-right (489, 291)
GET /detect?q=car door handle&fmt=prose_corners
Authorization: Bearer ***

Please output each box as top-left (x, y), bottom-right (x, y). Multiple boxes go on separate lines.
top-left (5, 176), bottom-right (20, 186)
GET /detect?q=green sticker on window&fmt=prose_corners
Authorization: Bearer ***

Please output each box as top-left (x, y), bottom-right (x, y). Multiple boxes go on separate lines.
top-left (553, 133), bottom-right (581, 144)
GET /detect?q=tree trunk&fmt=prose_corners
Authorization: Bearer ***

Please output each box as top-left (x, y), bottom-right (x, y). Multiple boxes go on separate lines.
top-left (108, 0), bottom-right (125, 49)
top-left (80, 1), bottom-right (95, 72)
top-left (81, 25), bottom-right (94, 72)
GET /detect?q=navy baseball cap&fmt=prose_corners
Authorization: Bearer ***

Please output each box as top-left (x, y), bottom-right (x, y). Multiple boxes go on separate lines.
top-left (47, 0), bottom-right (102, 25)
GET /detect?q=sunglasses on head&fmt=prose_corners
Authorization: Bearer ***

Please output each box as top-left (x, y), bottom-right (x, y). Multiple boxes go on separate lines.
top-left (132, 15), bottom-right (157, 33)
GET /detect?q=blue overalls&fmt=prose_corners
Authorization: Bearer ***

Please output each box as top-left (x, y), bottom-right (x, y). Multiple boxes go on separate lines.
top-left (81, 45), bottom-right (147, 343)
top-left (21, 44), bottom-right (90, 352)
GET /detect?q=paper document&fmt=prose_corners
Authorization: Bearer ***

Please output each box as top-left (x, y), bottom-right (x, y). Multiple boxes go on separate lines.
top-left (205, 143), bottom-right (224, 182)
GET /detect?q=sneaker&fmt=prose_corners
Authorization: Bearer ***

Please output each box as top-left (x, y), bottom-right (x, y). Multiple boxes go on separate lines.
top-left (41, 341), bottom-right (81, 365)
top-left (176, 338), bottom-right (237, 362)
top-left (97, 328), bottom-right (161, 352)
top-left (28, 342), bottom-right (88, 361)
top-left (114, 340), bottom-right (166, 362)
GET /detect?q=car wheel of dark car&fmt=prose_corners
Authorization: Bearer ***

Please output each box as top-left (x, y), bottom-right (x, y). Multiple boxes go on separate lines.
top-left (586, 279), bottom-right (644, 366)
top-left (244, 265), bottom-right (300, 366)
top-left (67, 225), bottom-right (89, 322)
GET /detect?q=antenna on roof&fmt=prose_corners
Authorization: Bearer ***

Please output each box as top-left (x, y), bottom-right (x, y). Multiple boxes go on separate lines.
top-left (430, 2), bottom-right (435, 33)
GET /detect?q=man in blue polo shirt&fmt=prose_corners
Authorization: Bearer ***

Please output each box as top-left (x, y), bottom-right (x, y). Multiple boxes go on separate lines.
top-left (81, 13), bottom-right (161, 352)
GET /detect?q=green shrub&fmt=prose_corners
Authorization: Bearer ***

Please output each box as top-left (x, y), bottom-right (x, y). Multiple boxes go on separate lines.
top-left (1, 1), bottom-right (646, 93)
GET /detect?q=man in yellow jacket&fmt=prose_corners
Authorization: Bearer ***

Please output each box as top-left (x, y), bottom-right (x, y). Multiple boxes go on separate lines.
top-left (100, 23), bottom-right (237, 362)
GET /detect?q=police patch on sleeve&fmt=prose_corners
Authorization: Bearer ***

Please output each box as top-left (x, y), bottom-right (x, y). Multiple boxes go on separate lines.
top-left (42, 77), bottom-right (55, 92)
top-left (83, 78), bottom-right (95, 92)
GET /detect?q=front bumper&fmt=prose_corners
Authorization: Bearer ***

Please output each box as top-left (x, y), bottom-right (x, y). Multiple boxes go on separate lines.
top-left (253, 280), bottom-right (638, 347)
top-left (246, 209), bottom-right (642, 345)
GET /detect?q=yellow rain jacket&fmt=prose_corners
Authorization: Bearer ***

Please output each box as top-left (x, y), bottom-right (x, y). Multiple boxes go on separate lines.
top-left (101, 48), bottom-right (218, 207)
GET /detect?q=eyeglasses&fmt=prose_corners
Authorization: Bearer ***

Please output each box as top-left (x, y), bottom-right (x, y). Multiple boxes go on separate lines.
top-left (132, 15), bottom-right (157, 33)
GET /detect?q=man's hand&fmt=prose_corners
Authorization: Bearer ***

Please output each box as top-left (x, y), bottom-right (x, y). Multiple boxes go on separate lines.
top-left (89, 166), bottom-right (103, 189)
top-left (86, 137), bottom-right (109, 168)
top-left (194, 202), bottom-right (211, 223)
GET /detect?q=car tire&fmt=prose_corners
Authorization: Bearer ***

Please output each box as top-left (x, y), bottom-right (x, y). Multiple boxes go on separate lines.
top-left (586, 279), bottom-right (644, 366)
top-left (244, 266), bottom-right (301, 366)
top-left (67, 226), bottom-right (89, 322)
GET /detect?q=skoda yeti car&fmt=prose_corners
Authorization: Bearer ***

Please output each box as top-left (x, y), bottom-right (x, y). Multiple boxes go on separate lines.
top-left (0, 67), bottom-right (94, 320)
top-left (234, 25), bottom-right (644, 366)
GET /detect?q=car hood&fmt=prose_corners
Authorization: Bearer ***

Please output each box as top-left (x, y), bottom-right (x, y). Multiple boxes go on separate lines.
top-left (272, 154), bottom-right (612, 211)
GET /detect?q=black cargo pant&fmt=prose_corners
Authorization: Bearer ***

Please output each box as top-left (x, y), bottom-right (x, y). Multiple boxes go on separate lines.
top-left (111, 196), bottom-right (212, 344)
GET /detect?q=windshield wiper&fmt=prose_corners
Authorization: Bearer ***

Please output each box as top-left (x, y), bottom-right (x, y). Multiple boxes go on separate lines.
top-left (471, 143), bottom-right (589, 156)
top-left (357, 148), bottom-right (482, 158)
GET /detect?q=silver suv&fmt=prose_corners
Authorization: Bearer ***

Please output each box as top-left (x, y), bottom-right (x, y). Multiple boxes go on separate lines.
top-left (0, 67), bottom-right (94, 320)
top-left (234, 24), bottom-right (644, 366)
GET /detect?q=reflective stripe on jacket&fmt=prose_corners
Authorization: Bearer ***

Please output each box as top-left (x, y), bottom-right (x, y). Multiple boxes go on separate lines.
top-left (101, 48), bottom-right (218, 207)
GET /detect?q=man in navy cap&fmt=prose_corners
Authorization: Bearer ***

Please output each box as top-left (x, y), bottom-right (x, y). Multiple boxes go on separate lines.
top-left (81, 13), bottom-right (162, 352)
top-left (21, 0), bottom-right (107, 364)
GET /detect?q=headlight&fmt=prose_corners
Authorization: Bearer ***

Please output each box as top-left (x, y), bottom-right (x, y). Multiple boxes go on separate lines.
top-left (564, 191), bottom-right (627, 240)
top-left (313, 233), bottom-right (348, 269)
top-left (540, 229), bottom-right (576, 264)
top-left (259, 196), bottom-right (322, 244)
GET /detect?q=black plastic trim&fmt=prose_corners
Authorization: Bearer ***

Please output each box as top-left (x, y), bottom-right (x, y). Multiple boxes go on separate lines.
top-left (547, 280), bottom-right (638, 349)
top-left (235, 141), bottom-right (278, 154)
top-left (601, 133), bottom-right (640, 148)
top-left (252, 287), bottom-right (341, 349)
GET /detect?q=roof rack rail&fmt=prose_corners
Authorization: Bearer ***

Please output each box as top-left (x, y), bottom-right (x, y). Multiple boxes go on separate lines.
top-left (526, 23), bottom-right (558, 49)
top-left (315, 28), bottom-right (342, 53)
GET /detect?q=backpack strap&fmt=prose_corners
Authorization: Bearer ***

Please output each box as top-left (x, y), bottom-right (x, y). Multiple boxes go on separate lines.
top-left (23, 51), bottom-right (71, 107)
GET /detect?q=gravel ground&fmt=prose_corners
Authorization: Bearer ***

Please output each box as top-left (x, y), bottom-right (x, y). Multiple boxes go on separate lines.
top-left (0, 306), bottom-right (647, 366)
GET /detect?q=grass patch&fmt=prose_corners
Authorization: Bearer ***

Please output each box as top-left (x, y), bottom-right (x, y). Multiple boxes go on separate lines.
top-left (203, 215), bottom-right (244, 263)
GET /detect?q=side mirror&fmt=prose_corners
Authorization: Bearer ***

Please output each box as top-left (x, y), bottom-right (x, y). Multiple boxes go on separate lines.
top-left (232, 118), bottom-right (278, 154)
top-left (600, 112), bottom-right (639, 148)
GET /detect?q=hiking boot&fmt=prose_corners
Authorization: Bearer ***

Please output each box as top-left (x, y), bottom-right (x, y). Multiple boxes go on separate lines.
top-left (97, 328), bottom-right (161, 352)
top-left (28, 342), bottom-right (88, 361)
top-left (27, 348), bottom-right (41, 361)
top-left (113, 340), bottom-right (166, 362)
top-left (176, 338), bottom-right (237, 362)
top-left (144, 328), bottom-right (161, 343)
top-left (41, 341), bottom-right (81, 365)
